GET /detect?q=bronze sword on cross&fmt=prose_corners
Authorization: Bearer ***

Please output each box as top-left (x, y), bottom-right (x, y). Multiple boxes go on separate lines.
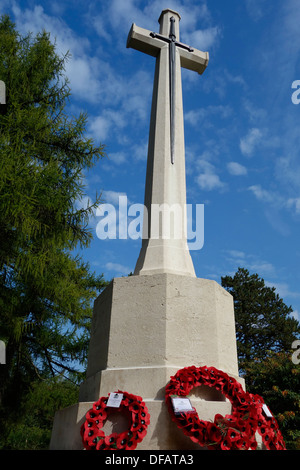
top-left (127, 12), bottom-right (208, 166)
top-left (150, 17), bottom-right (194, 164)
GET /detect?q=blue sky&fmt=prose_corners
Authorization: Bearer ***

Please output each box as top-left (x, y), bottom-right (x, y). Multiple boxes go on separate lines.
top-left (2, 0), bottom-right (300, 322)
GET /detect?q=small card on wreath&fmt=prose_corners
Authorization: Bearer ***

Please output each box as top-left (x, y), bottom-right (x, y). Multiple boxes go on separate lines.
top-left (262, 404), bottom-right (273, 418)
top-left (171, 397), bottom-right (195, 415)
top-left (107, 392), bottom-right (123, 408)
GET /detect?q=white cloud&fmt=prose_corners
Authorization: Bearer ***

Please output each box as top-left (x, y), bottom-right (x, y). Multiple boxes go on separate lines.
top-left (242, 99), bottom-right (267, 123)
top-left (227, 250), bottom-right (246, 259)
top-left (105, 262), bottom-right (131, 275)
top-left (224, 250), bottom-right (247, 266)
top-left (10, 3), bottom-right (105, 104)
top-left (64, 56), bottom-right (103, 103)
top-left (249, 262), bottom-right (275, 276)
top-left (88, 67), bottom-right (152, 145)
top-left (275, 151), bottom-right (300, 193)
top-left (240, 128), bottom-right (263, 156)
top-left (227, 162), bottom-right (247, 176)
top-left (248, 185), bottom-right (300, 217)
top-left (101, 190), bottom-right (130, 205)
top-left (196, 160), bottom-right (225, 191)
top-left (265, 281), bottom-right (300, 300)
top-left (225, 250), bottom-right (276, 277)
top-left (223, 69), bottom-right (247, 88)
top-left (88, 115), bottom-right (111, 142)
top-left (185, 105), bottom-right (232, 127)
top-left (108, 152), bottom-right (127, 165)
top-left (183, 26), bottom-right (220, 51)
top-left (88, 110), bottom-right (126, 142)
top-left (247, 185), bottom-right (295, 235)
top-left (291, 309), bottom-right (300, 321)
top-left (286, 198), bottom-right (300, 214)
top-left (248, 185), bottom-right (277, 204)
top-left (132, 141), bottom-right (148, 161)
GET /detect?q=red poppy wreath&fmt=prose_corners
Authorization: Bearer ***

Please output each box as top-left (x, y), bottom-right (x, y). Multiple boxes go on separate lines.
top-left (165, 365), bottom-right (286, 450)
top-left (81, 390), bottom-right (150, 450)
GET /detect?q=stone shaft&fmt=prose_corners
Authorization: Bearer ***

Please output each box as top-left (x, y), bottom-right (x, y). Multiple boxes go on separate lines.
top-left (127, 10), bottom-right (208, 277)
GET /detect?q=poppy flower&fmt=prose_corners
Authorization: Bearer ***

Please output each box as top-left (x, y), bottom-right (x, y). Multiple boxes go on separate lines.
top-left (135, 425), bottom-right (148, 441)
top-left (85, 427), bottom-right (105, 448)
top-left (189, 423), bottom-right (206, 444)
top-left (96, 436), bottom-right (110, 450)
top-left (116, 431), bottom-right (130, 449)
top-left (220, 438), bottom-right (231, 450)
top-left (206, 422), bottom-right (222, 444)
top-left (104, 432), bottom-right (118, 448)
top-left (227, 427), bottom-right (242, 442)
top-left (135, 408), bottom-right (150, 426)
top-left (93, 397), bottom-right (107, 410)
top-left (233, 438), bottom-right (248, 450)
top-left (186, 416), bottom-right (204, 440)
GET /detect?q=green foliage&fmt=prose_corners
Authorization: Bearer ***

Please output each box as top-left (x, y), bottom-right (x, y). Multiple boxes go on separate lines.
top-left (245, 351), bottom-right (300, 450)
top-left (0, 15), bottom-right (108, 448)
top-left (0, 378), bottom-right (79, 449)
top-left (222, 267), bottom-right (300, 450)
top-left (221, 267), bottom-right (300, 369)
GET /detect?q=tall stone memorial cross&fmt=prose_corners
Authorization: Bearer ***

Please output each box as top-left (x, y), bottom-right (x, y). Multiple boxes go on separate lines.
top-left (49, 10), bottom-right (243, 450)
top-left (127, 9), bottom-right (209, 277)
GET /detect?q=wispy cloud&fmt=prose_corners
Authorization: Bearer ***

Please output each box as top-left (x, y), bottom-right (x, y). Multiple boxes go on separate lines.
top-left (11, 3), bottom-right (99, 102)
top-left (227, 162), bottom-right (247, 176)
top-left (291, 309), bottom-right (300, 321)
top-left (101, 190), bottom-right (130, 205)
top-left (248, 185), bottom-right (300, 218)
top-left (183, 26), bottom-right (220, 51)
top-left (185, 105), bottom-right (232, 128)
top-left (240, 128), bottom-right (263, 156)
top-left (224, 250), bottom-right (300, 310)
top-left (286, 198), bottom-right (300, 214)
top-left (105, 262), bottom-right (131, 276)
top-left (224, 250), bottom-right (276, 277)
top-left (248, 185), bottom-right (278, 205)
top-left (196, 159), bottom-right (226, 191)
top-left (265, 281), bottom-right (300, 299)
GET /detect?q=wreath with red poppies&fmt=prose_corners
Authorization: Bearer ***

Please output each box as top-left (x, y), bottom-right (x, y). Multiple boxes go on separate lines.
top-left (165, 365), bottom-right (286, 450)
top-left (81, 390), bottom-right (150, 450)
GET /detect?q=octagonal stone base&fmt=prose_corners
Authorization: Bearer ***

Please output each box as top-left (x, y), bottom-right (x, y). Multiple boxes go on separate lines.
top-left (50, 273), bottom-right (244, 450)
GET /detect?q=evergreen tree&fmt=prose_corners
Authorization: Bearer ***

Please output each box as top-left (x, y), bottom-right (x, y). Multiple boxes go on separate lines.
top-left (0, 14), bottom-right (107, 443)
top-left (221, 267), bottom-right (300, 370)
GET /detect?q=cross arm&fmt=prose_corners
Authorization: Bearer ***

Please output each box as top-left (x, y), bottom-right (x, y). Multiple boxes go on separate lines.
top-left (127, 23), bottom-right (166, 57)
top-left (179, 47), bottom-right (209, 75)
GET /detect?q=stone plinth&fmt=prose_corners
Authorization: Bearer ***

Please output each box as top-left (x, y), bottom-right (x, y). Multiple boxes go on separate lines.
top-left (80, 273), bottom-right (240, 399)
top-left (50, 273), bottom-right (244, 450)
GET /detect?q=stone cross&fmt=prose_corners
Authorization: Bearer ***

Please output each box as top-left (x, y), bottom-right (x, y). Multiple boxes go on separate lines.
top-left (150, 15), bottom-right (196, 165)
top-left (127, 9), bottom-right (209, 277)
